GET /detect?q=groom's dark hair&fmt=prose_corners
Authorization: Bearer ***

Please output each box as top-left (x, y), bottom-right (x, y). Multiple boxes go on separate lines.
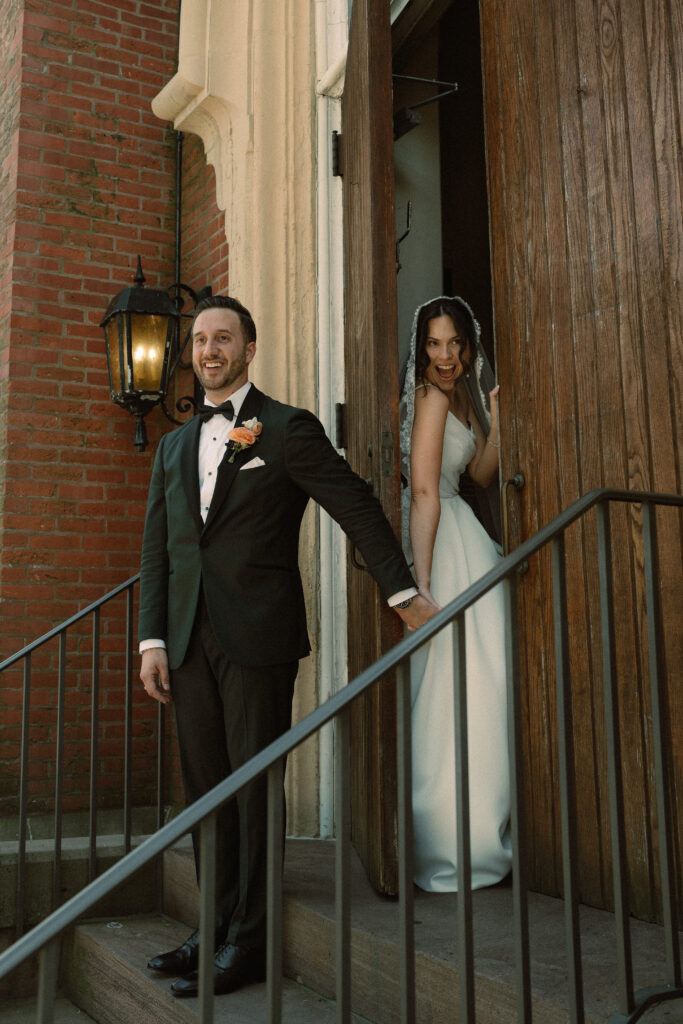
top-left (193, 294), bottom-right (257, 347)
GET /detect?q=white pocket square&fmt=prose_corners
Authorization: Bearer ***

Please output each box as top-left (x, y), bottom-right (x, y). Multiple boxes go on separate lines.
top-left (240, 456), bottom-right (265, 470)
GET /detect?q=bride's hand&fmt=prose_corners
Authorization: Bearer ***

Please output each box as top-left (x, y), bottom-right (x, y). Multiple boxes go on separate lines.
top-left (397, 593), bottom-right (439, 631)
top-left (489, 385), bottom-right (500, 425)
top-left (417, 584), bottom-right (440, 610)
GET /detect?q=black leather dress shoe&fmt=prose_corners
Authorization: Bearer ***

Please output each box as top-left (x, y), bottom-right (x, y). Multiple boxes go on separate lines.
top-left (147, 929), bottom-right (201, 974)
top-left (170, 942), bottom-right (266, 998)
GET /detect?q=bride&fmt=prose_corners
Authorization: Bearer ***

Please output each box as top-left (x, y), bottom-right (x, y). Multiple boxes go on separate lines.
top-left (401, 296), bottom-right (512, 892)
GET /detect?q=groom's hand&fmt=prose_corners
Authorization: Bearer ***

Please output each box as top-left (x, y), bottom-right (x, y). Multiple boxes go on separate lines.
top-left (140, 647), bottom-right (172, 704)
top-left (394, 594), bottom-right (439, 632)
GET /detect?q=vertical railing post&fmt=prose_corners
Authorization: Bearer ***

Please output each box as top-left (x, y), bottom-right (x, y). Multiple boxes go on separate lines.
top-left (36, 939), bottom-right (58, 1024)
top-left (17, 654), bottom-right (31, 939)
top-left (335, 706), bottom-right (352, 1024)
top-left (552, 533), bottom-right (584, 1024)
top-left (503, 574), bottom-right (532, 1022)
top-left (89, 607), bottom-right (100, 883)
top-left (597, 501), bottom-right (634, 1014)
top-left (198, 812), bottom-right (217, 1024)
top-left (266, 760), bottom-right (284, 1023)
top-left (52, 632), bottom-right (66, 913)
top-left (642, 501), bottom-right (681, 987)
top-left (396, 658), bottom-right (416, 1024)
top-left (124, 587), bottom-right (134, 854)
top-left (453, 612), bottom-right (474, 1021)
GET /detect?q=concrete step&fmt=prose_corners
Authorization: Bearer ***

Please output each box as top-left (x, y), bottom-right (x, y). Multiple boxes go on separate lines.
top-left (0, 807), bottom-right (161, 844)
top-left (0, 833), bottom-right (159, 932)
top-left (60, 913), bottom-right (367, 1024)
top-left (161, 837), bottom-right (683, 1024)
top-left (0, 996), bottom-right (97, 1023)
top-left (0, 833), bottom-right (159, 1003)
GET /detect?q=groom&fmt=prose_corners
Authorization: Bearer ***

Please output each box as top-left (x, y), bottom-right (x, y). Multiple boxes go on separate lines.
top-left (139, 295), bottom-right (433, 997)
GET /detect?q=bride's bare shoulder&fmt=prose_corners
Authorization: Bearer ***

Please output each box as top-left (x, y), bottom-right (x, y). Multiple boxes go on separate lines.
top-left (414, 382), bottom-right (448, 413)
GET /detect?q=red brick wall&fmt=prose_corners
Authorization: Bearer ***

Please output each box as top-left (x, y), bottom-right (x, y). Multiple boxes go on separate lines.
top-left (0, 1), bottom-right (229, 817)
top-left (179, 132), bottom-right (229, 298)
top-left (0, 0), bottom-right (23, 399)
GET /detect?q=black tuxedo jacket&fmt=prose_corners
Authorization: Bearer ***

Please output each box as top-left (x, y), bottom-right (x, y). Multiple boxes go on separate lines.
top-left (138, 385), bottom-right (414, 669)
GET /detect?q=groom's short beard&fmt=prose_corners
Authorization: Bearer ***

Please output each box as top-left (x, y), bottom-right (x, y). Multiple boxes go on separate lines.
top-left (195, 351), bottom-right (247, 394)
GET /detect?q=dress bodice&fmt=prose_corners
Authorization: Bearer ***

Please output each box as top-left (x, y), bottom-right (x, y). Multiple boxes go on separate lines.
top-left (439, 413), bottom-right (476, 498)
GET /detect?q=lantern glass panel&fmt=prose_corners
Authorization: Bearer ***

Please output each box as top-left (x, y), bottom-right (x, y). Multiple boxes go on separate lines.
top-left (105, 320), bottom-right (123, 395)
top-left (130, 313), bottom-right (169, 392)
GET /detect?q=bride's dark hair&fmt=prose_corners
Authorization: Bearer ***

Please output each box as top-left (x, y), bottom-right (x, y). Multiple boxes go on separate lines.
top-left (414, 297), bottom-right (475, 386)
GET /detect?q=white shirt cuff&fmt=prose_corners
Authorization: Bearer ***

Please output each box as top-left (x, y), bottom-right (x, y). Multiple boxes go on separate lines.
top-left (387, 587), bottom-right (418, 607)
top-left (139, 639), bottom-right (166, 653)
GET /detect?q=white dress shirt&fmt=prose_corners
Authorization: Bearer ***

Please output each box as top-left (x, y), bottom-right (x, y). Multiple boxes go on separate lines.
top-left (197, 381), bottom-right (251, 521)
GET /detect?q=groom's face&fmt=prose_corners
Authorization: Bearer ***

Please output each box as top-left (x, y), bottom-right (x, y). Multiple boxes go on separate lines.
top-left (192, 307), bottom-right (256, 401)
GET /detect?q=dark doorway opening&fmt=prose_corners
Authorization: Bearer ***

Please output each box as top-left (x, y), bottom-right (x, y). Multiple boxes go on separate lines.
top-left (438, 1), bottom-right (494, 366)
top-left (393, 0), bottom-right (498, 542)
top-left (393, 0), bottom-right (494, 367)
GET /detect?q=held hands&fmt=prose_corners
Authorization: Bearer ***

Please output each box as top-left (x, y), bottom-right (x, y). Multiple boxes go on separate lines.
top-left (395, 590), bottom-right (440, 632)
top-left (140, 647), bottom-right (172, 705)
top-left (416, 583), bottom-right (440, 613)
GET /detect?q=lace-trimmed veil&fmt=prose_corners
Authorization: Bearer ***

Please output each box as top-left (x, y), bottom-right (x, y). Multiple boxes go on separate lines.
top-left (399, 295), bottom-right (501, 550)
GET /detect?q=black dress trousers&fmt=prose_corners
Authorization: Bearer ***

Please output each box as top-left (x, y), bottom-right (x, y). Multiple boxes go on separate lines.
top-left (170, 593), bottom-right (297, 950)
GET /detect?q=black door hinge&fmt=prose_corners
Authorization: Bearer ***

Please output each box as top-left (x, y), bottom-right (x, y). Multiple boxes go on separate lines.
top-left (331, 131), bottom-right (343, 177)
top-left (335, 402), bottom-right (347, 448)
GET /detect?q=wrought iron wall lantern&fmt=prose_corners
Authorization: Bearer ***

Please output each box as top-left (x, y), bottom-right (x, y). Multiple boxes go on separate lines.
top-left (100, 256), bottom-right (211, 451)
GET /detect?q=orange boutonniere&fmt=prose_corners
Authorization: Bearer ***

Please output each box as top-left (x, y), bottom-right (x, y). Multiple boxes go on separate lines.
top-left (227, 417), bottom-right (262, 463)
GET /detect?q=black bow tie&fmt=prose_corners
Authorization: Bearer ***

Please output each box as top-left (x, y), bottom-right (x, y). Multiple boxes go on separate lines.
top-left (199, 400), bottom-right (235, 423)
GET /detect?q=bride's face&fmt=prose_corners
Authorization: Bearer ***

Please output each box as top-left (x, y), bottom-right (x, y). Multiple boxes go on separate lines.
top-left (423, 314), bottom-right (469, 393)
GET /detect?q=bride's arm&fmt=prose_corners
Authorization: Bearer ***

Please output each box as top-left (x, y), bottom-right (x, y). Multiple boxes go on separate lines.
top-left (409, 385), bottom-right (448, 597)
top-left (466, 385), bottom-right (500, 487)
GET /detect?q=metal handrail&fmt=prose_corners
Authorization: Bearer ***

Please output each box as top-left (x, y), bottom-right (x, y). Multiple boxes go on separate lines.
top-left (0, 574), bottom-right (140, 673)
top-left (0, 488), bottom-right (681, 1024)
top-left (0, 572), bottom-right (159, 937)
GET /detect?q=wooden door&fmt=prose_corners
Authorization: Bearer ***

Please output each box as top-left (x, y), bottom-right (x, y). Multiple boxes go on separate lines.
top-left (480, 0), bottom-right (682, 921)
top-left (342, 0), bottom-right (403, 895)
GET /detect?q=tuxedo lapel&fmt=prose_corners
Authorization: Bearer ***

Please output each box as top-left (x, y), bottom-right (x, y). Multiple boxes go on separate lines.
top-left (179, 413), bottom-right (204, 536)
top-left (202, 385), bottom-right (266, 534)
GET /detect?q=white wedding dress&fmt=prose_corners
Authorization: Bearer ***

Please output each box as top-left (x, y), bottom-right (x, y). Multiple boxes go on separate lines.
top-left (410, 412), bottom-right (512, 891)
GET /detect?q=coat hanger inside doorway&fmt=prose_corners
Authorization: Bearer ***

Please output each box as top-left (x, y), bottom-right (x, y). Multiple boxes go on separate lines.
top-left (392, 74), bottom-right (459, 139)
